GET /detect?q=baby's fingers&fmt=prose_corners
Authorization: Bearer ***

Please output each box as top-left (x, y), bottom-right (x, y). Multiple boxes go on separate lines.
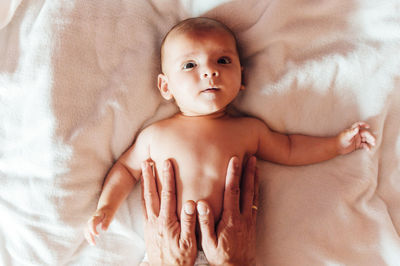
top-left (355, 134), bottom-right (361, 149)
top-left (88, 213), bottom-right (105, 236)
top-left (84, 227), bottom-right (96, 246)
top-left (360, 143), bottom-right (370, 151)
top-left (360, 130), bottom-right (376, 146)
top-left (340, 127), bottom-right (359, 145)
top-left (351, 121), bottom-right (370, 130)
top-left (101, 214), bottom-right (112, 231)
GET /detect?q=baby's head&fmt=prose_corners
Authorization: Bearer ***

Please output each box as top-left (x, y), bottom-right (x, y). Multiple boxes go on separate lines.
top-left (158, 17), bottom-right (244, 117)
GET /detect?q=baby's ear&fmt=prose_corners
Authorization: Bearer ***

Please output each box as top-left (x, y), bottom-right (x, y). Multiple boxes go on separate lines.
top-left (158, 74), bottom-right (173, 100)
top-left (240, 66), bottom-right (246, 90)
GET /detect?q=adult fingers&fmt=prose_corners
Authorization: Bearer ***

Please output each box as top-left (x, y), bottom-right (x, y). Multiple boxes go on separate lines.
top-left (197, 200), bottom-right (217, 249)
top-left (141, 160), bottom-right (160, 220)
top-left (140, 176), bottom-right (147, 220)
top-left (241, 156), bottom-right (257, 217)
top-left (179, 200), bottom-right (197, 250)
top-left (252, 167), bottom-right (260, 222)
top-left (159, 160), bottom-right (177, 221)
top-left (223, 156), bottom-right (241, 216)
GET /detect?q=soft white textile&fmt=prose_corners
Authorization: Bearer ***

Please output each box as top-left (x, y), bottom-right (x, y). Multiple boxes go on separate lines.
top-left (1, 0), bottom-right (400, 265)
top-left (0, 0), bottom-right (22, 29)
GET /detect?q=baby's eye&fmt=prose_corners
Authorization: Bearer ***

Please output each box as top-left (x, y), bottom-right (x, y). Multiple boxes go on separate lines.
top-left (183, 62), bottom-right (197, 70)
top-left (217, 57), bottom-right (231, 64)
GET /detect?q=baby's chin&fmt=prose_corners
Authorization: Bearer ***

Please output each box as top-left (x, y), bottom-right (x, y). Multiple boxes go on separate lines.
top-left (180, 103), bottom-right (231, 117)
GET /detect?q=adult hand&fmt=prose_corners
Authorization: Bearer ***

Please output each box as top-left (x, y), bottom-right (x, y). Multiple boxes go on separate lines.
top-left (197, 156), bottom-right (259, 266)
top-left (141, 160), bottom-right (197, 266)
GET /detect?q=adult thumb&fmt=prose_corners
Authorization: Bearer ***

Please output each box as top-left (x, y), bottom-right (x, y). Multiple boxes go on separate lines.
top-left (180, 200), bottom-right (197, 248)
top-left (197, 200), bottom-right (217, 249)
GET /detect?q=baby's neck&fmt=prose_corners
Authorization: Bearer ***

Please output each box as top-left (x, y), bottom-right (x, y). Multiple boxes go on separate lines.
top-left (177, 109), bottom-right (228, 120)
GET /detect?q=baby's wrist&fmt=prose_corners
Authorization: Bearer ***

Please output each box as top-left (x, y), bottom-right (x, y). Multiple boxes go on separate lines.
top-left (95, 205), bottom-right (115, 219)
top-left (333, 136), bottom-right (342, 155)
top-left (335, 135), bottom-right (352, 155)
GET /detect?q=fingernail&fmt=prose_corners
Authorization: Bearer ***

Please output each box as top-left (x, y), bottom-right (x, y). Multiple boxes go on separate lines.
top-left (197, 203), bottom-right (208, 216)
top-left (184, 203), bottom-right (195, 215)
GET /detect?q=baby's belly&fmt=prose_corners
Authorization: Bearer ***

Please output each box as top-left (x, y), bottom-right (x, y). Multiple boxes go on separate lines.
top-left (154, 157), bottom-right (236, 223)
top-left (179, 171), bottom-right (226, 222)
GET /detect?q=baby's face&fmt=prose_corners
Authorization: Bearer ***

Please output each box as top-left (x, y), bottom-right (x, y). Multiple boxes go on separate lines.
top-left (158, 29), bottom-right (243, 116)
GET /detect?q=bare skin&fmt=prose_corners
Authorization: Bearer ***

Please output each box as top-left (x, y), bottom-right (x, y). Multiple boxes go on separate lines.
top-left (85, 21), bottom-right (376, 246)
top-left (139, 156), bottom-right (259, 266)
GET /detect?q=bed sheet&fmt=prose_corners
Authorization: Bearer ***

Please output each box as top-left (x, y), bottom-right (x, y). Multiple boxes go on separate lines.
top-left (1, 0), bottom-right (400, 265)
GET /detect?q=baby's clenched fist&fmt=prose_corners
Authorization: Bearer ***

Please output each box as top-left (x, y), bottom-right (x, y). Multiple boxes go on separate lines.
top-left (337, 122), bottom-right (376, 155)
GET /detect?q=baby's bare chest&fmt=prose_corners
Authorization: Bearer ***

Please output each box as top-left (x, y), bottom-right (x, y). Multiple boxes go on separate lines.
top-left (150, 124), bottom-right (257, 178)
top-left (147, 119), bottom-right (258, 221)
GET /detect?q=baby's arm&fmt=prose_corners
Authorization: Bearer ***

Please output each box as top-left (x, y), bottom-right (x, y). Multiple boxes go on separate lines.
top-left (85, 128), bottom-right (151, 245)
top-left (255, 121), bottom-right (375, 166)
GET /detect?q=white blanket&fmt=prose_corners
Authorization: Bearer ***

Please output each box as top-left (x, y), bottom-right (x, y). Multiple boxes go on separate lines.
top-left (1, 0), bottom-right (399, 265)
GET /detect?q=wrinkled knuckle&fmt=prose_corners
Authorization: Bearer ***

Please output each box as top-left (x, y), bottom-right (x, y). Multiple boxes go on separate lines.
top-left (221, 213), bottom-right (236, 228)
top-left (181, 214), bottom-right (194, 225)
top-left (160, 215), bottom-right (176, 229)
top-left (157, 224), bottom-right (165, 237)
top-left (232, 167), bottom-right (241, 179)
top-left (226, 215), bottom-right (236, 227)
top-left (157, 230), bottom-right (164, 239)
top-left (159, 216), bottom-right (167, 227)
top-left (144, 191), bottom-right (157, 200)
top-left (163, 167), bottom-right (172, 176)
top-left (179, 238), bottom-right (194, 250)
top-left (142, 168), bottom-right (150, 178)
top-left (199, 217), bottom-right (211, 226)
top-left (222, 209), bottom-right (234, 219)
top-left (161, 190), bottom-right (174, 200)
top-left (229, 185), bottom-right (240, 196)
top-left (247, 187), bottom-right (255, 196)
top-left (147, 214), bottom-right (158, 224)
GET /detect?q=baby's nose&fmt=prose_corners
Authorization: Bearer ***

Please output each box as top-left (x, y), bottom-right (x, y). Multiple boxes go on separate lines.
top-left (202, 68), bottom-right (219, 79)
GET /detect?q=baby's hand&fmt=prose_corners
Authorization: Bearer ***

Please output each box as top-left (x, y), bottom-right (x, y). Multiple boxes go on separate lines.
top-left (84, 208), bottom-right (112, 246)
top-left (337, 122), bottom-right (376, 155)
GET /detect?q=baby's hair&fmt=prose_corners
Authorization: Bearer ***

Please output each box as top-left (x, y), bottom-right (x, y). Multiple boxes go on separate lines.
top-left (160, 17), bottom-right (239, 72)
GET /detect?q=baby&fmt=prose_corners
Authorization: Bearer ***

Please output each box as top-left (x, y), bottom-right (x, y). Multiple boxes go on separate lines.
top-left (85, 17), bottom-right (375, 247)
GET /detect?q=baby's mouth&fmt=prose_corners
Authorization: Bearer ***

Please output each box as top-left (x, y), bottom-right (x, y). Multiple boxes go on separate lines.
top-left (202, 87), bottom-right (220, 92)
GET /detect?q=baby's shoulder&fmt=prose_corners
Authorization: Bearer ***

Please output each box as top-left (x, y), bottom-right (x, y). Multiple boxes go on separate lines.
top-left (230, 115), bottom-right (266, 129)
top-left (138, 117), bottom-right (176, 138)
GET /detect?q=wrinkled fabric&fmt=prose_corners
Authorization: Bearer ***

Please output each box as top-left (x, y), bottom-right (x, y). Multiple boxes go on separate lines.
top-left (0, 0), bottom-right (399, 265)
